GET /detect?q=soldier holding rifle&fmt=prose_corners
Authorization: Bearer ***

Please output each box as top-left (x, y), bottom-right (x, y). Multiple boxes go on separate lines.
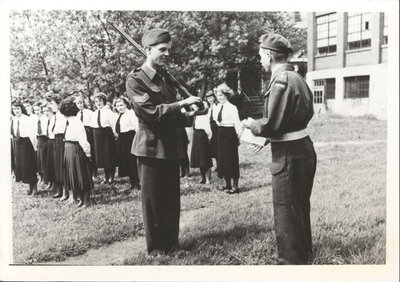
top-left (126, 28), bottom-right (202, 254)
top-left (242, 34), bottom-right (317, 264)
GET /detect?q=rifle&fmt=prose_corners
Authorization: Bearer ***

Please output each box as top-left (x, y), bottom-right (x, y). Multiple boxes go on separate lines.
top-left (108, 21), bottom-right (205, 112)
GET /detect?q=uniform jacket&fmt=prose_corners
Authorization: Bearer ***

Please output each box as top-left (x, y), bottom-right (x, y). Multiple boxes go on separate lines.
top-left (250, 64), bottom-right (314, 138)
top-left (126, 64), bottom-right (192, 160)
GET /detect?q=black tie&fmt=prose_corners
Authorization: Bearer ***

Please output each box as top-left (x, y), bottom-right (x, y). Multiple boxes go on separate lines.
top-left (80, 110), bottom-right (84, 122)
top-left (64, 120), bottom-right (69, 136)
top-left (116, 113), bottom-right (123, 134)
top-left (210, 107), bottom-right (213, 121)
top-left (52, 115), bottom-right (57, 132)
top-left (46, 119), bottom-right (50, 136)
top-left (16, 120), bottom-right (20, 140)
top-left (97, 110), bottom-right (102, 128)
top-left (217, 105), bottom-right (224, 123)
top-left (38, 119), bottom-right (42, 135)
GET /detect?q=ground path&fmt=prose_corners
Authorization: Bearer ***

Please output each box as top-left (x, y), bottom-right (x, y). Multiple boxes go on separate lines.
top-left (51, 207), bottom-right (207, 265)
top-left (48, 138), bottom-right (386, 265)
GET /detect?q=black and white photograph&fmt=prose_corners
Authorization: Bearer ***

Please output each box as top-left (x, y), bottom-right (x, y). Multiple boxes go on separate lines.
top-left (0, 0), bottom-right (398, 281)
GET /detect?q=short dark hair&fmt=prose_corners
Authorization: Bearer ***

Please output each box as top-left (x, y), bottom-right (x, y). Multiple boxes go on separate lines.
top-left (11, 99), bottom-right (28, 116)
top-left (93, 92), bottom-right (108, 105)
top-left (270, 50), bottom-right (289, 64)
top-left (59, 98), bottom-right (79, 117)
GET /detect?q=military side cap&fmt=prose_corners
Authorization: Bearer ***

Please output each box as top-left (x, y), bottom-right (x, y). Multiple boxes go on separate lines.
top-left (141, 28), bottom-right (171, 47)
top-left (259, 33), bottom-right (293, 54)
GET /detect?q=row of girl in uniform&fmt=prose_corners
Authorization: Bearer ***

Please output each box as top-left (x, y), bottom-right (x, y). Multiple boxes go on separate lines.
top-left (11, 93), bottom-right (140, 208)
top-left (190, 83), bottom-right (243, 194)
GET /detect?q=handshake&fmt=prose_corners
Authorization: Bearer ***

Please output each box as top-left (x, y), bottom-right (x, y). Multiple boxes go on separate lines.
top-left (178, 96), bottom-right (203, 109)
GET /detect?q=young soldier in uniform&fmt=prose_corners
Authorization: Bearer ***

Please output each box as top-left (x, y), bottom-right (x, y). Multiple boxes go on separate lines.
top-left (126, 28), bottom-right (202, 253)
top-left (242, 34), bottom-right (317, 264)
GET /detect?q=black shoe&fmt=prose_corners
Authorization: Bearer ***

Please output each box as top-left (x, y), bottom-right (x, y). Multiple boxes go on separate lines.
top-left (53, 193), bottom-right (62, 198)
top-left (217, 186), bottom-right (230, 191)
top-left (199, 179), bottom-right (206, 184)
top-left (226, 188), bottom-right (239, 194)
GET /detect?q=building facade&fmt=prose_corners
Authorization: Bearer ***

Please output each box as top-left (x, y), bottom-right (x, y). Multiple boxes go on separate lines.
top-left (307, 12), bottom-right (388, 119)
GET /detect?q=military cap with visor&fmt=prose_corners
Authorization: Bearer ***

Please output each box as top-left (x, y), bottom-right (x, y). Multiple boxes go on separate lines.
top-left (259, 33), bottom-right (293, 54)
top-left (141, 28), bottom-right (171, 47)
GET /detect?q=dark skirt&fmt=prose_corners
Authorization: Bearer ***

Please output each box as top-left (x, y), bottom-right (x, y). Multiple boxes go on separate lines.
top-left (217, 127), bottom-right (240, 179)
top-left (93, 127), bottom-right (117, 169)
top-left (36, 136), bottom-right (48, 174)
top-left (63, 141), bottom-right (93, 194)
top-left (178, 128), bottom-right (189, 167)
top-left (53, 134), bottom-right (65, 182)
top-left (14, 137), bottom-right (37, 184)
top-left (116, 130), bottom-right (137, 177)
top-left (44, 139), bottom-right (55, 182)
top-left (210, 120), bottom-right (218, 158)
top-left (84, 126), bottom-right (96, 170)
top-left (137, 157), bottom-right (180, 253)
top-left (190, 129), bottom-right (212, 169)
top-left (11, 139), bottom-right (15, 172)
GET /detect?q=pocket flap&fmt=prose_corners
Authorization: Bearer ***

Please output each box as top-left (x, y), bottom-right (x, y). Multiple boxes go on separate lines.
top-left (270, 160), bottom-right (285, 175)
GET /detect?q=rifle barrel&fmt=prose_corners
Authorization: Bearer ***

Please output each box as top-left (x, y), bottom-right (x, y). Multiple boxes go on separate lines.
top-left (108, 21), bottom-right (204, 110)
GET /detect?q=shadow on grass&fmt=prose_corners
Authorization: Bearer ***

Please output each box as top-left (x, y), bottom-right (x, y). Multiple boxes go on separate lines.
top-left (90, 183), bottom-right (140, 206)
top-left (124, 224), bottom-right (273, 265)
top-left (239, 162), bottom-right (257, 170)
top-left (181, 224), bottom-right (268, 252)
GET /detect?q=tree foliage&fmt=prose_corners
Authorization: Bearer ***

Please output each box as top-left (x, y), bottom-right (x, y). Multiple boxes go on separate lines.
top-left (9, 10), bottom-right (306, 102)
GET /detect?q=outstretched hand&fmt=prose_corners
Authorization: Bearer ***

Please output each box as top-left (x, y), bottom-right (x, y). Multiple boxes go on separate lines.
top-left (247, 143), bottom-right (264, 153)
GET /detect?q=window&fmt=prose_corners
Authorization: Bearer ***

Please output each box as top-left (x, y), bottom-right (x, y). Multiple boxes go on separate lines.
top-left (316, 13), bottom-right (337, 55)
top-left (325, 78), bottom-right (336, 100)
top-left (314, 79), bottom-right (324, 87)
top-left (313, 90), bottom-right (323, 104)
top-left (383, 13), bottom-right (388, 45)
top-left (344, 76), bottom-right (370, 98)
top-left (347, 12), bottom-right (372, 50)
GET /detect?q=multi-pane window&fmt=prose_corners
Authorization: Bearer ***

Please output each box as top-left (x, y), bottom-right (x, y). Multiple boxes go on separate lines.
top-left (313, 90), bottom-right (323, 104)
top-left (347, 12), bottom-right (372, 50)
top-left (344, 76), bottom-right (370, 98)
top-left (316, 13), bottom-right (337, 55)
top-left (313, 79), bottom-right (324, 104)
top-left (325, 78), bottom-right (336, 100)
top-left (383, 13), bottom-right (388, 45)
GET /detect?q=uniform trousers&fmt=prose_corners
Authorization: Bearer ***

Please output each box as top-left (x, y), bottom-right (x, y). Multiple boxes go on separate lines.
top-left (137, 156), bottom-right (180, 253)
top-left (270, 136), bottom-right (317, 264)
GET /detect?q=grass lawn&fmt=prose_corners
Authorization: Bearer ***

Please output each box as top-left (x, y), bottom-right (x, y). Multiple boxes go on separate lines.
top-left (11, 115), bottom-right (387, 265)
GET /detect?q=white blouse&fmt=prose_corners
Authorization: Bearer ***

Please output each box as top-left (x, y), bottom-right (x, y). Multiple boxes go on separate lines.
top-left (53, 111), bottom-right (68, 135)
top-left (90, 107), bottom-right (116, 129)
top-left (215, 101), bottom-right (243, 136)
top-left (115, 109), bottom-right (138, 134)
top-left (47, 115), bottom-right (56, 139)
top-left (78, 109), bottom-right (93, 127)
top-left (194, 110), bottom-right (212, 140)
top-left (37, 115), bottom-right (49, 136)
top-left (64, 116), bottom-right (91, 157)
top-left (11, 114), bottom-right (37, 151)
top-left (29, 114), bottom-right (39, 135)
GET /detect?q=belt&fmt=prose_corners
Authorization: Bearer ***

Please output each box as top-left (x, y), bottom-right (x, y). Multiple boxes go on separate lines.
top-left (269, 128), bottom-right (308, 142)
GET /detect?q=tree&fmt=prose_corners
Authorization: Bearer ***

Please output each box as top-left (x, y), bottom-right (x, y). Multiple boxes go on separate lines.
top-left (9, 10), bottom-right (306, 102)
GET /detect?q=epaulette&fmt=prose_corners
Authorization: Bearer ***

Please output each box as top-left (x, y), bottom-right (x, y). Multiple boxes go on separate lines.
top-left (274, 71), bottom-right (288, 89)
